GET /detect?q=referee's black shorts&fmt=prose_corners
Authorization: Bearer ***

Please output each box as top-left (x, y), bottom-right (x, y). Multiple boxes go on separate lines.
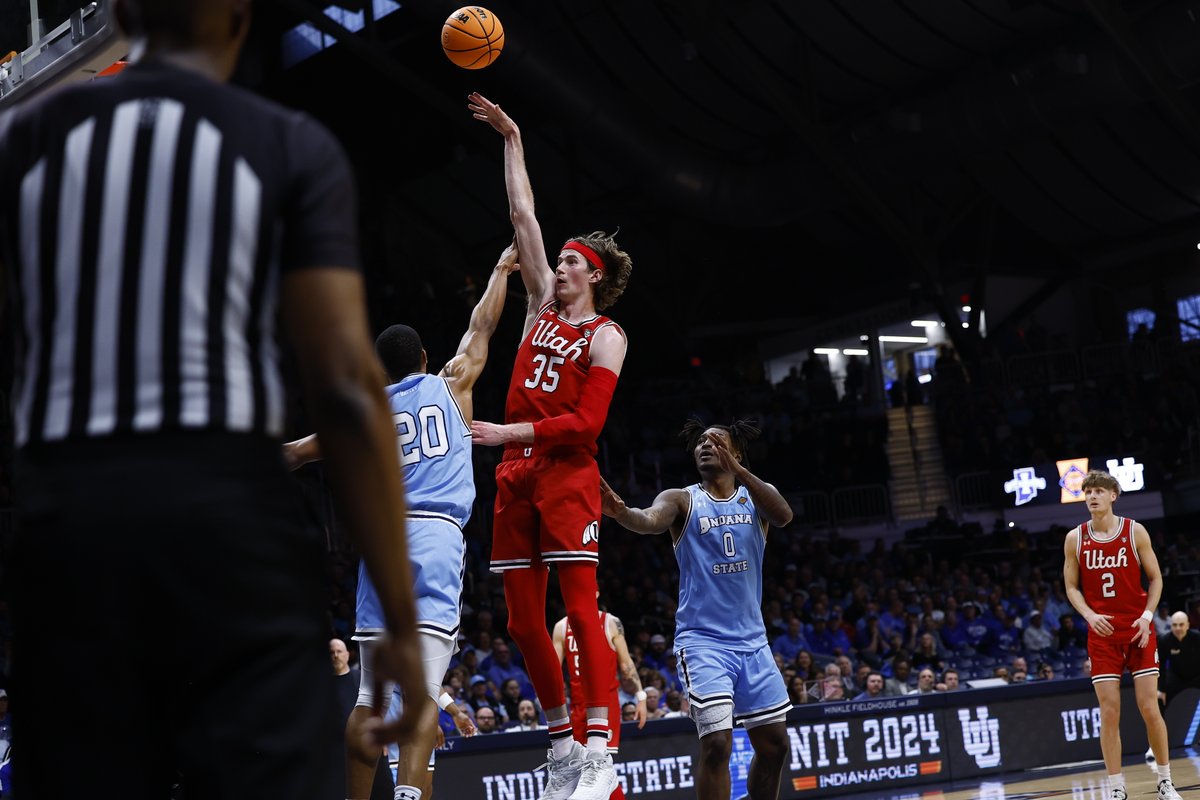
top-left (11, 432), bottom-right (341, 800)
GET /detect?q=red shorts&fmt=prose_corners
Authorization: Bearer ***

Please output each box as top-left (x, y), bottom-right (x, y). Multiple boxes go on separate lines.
top-left (570, 696), bottom-right (622, 752)
top-left (1089, 628), bottom-right (1159, 683)
top-left (489, 450), bottom-right (601, 572)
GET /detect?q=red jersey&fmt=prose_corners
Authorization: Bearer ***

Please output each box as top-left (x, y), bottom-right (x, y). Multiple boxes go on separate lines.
top-left (505, 302), bottom-right (622, 456)
top-left (1077, 516), bottom-right (1147, 644)
top-left (565, 611), bottom-right (618, 700)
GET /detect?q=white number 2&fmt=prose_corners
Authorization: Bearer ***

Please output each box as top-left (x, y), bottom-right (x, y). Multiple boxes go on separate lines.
top-left (524, 354), bottom-right (564, 393)
top-left (1101, 572), bottom-right (1115, 598)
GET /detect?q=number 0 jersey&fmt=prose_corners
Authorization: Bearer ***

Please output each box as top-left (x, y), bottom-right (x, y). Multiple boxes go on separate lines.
top-left (386, 373), bottom-right (474, 528)
top-left (504, 302), bottom-right (622, 456)
top-left (673, 484), bottom-right (770, 652)
top-left (1076, 516), bottom-right (1148, 644)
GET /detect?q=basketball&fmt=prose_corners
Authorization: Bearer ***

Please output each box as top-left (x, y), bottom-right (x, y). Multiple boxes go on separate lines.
top-left (442, 6), bottom-right (504, 70)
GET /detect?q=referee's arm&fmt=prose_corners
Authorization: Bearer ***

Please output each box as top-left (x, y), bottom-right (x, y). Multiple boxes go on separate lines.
top-left (282, 266), bottom-right (424, 741)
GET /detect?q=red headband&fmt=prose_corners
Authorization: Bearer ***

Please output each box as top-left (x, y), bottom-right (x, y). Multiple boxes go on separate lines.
top-left (562, 241), bottom-right (604, 272)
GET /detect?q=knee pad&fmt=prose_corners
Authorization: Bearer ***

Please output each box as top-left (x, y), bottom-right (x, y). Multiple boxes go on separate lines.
top-left (355, 640), bottom-right (396, 709)
top-left (420, 631), bottom-right (456, 703)
top-left (690, 700), bottom-right (734, 739)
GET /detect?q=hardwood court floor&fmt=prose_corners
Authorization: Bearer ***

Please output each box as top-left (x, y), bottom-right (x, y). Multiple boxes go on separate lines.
top-left (831, 750), bottom-right (1200, 799)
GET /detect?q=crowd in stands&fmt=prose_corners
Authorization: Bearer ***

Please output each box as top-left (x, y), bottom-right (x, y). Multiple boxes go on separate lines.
top-left (321, 504), bottom-right (1200, 738)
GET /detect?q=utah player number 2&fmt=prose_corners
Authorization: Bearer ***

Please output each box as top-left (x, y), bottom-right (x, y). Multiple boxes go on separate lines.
top-left (1101, 572), bottom-right (1115, 598)
top-left (524, 354), bottom-right (564, 393)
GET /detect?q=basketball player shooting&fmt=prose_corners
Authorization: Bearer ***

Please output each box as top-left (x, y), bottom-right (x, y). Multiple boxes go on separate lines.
top-left (467, 92), bottom-right (633, 800)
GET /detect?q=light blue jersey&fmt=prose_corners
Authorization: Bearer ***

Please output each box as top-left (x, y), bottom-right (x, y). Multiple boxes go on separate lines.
top-left (673, 483), bottom-right (769, 652)
top-left (355, 373), bottom-right (473, 641)
top-left (387, 373), bottom-right (474, 527)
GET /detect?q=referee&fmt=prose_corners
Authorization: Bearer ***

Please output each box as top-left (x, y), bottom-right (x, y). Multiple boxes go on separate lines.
top-left (1158, 611), bottom-right (1200, 707)
top-left (0, 2), bottom-right (423, 798)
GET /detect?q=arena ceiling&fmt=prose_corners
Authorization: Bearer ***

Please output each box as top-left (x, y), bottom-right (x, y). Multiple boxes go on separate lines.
top-left (5, 0), bottom-right (1200, 365)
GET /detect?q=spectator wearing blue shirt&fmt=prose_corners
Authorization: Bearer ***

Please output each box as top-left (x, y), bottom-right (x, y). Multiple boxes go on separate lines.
top-left (772, 618), bottom-right (812, 663)
top-left (807, 616), bottom-right (838, 657)
top-left (961, 604), bottom-right (992, 652)
top-left (940, 610), bottom-right (968, 651)
top-left (484, 639), bottom-right (535, 701)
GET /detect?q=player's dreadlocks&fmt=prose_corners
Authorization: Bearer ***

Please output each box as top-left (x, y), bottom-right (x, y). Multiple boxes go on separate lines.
top-left (678, 416), bottom-right (761, 469)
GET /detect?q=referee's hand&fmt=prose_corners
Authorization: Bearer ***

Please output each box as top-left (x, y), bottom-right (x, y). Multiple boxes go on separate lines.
top-left (362, 634), bottom-right (429, 745)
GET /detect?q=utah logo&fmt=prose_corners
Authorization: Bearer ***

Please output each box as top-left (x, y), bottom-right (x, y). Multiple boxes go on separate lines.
top-left (582, 521), bottom-right (600, 546)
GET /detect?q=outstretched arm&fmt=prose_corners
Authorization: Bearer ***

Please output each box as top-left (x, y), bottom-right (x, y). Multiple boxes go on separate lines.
top-left (711, 439), bottom-right (793, 529)
top-left (440, 240), bottom-right (520, 422)
top-left (468, 92), bottom-right (554, 326)
top-left (600, 478), bottom-right (688, 536)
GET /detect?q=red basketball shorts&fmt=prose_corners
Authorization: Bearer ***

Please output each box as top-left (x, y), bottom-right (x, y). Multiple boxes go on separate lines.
top-left (1089, 630), bottom-right (1159, 683)
top-left (489, 451), bottom-right (601, 572)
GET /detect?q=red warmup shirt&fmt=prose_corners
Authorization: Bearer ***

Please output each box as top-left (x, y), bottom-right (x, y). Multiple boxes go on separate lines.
top-left (504, 302), bottom-right (621, 457)
top-left (1077, 516), bottom-right (1148, 644)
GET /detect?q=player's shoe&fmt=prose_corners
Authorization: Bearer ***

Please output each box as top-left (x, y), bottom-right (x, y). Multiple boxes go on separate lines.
top-left (537, 741), bottom-right (586, 800)
top-left (1158, 778), bottom-right (1182, 800)
top-left (1110, 788), bottom-right (1128, 800)
top-left (567, 750), bottom-right (618, 800)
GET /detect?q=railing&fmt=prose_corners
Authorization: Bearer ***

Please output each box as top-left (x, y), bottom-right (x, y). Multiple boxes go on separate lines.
top-left (954, 471), bottom-right (998, 512)
top-left (831, 484), bottom-right (891, 525)
top-left (786, 491), bottom-right (832, 528)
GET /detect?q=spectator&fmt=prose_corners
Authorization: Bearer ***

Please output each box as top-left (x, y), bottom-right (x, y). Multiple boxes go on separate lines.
top-left (621, 702), bottom-right (638, 723)
top-left (504, 699), bottom-right (545, 732)
top-left (884, 659), bottom-right (913, 696)
top-left (772, 618), bottom-right (811, 663)
top-left (1158, 611), bottom-right (1200, 708)
top-left (475, 707), bottom-right (500, 735)
top-left (993, 666), bottom-right (1010, 684)
top-left (485, 639), bottom-right (535, 701)
top-left (1022, 610), bottom-right (1054, 653)
top-left (643, 687), bottom-right (665, 720)
top-left (853, 672), bottom-right (885, 701)
top-left (915, 668), bottom-right (937, 694)
top-left (911, 633), bottom-right (944, 673)
top-left (794, 650), bottom-right (820, 682)
top-left (808, 616), bottom-right (838, 657)
top-left (497, 678), bottom-right (524, 725)
top-left (643, 634), bottom-right (671, 672)
top-left (466, 675), bottom-right (501, 716)
top-left (939, 668), bottom-right (960, 692)
top-left (1011, 669), bottom-right (1028, 684)
top-left (1036, 662), bottom-right (1055, 681)
top-left (661, 690), bottom-right (687, 718)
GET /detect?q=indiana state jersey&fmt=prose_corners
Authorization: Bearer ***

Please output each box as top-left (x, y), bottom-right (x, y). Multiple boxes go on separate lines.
top-left (387, 373), bottom-right (473, 526)
top-left (504, 302), bottom-right (622, 456)
top-left (674, 484), bottom-right (769, 651)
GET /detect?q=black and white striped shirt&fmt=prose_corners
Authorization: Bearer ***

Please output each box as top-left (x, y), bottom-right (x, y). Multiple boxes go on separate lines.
top-left (0, 60), bottom-right (361, 449)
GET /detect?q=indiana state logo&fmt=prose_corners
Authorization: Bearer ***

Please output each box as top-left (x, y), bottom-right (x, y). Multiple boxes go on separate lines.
top-left (959, 706), bottom-right (1001, 768)
top-left (582, 521), bottom-right (600, 546)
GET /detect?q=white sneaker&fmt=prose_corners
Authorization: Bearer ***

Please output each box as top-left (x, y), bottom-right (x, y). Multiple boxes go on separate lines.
top-left (537, 742), bottom-right (586, 800)
top-left (1146, 745), bottom-right (1156, 763)
top-left (1158, 778), bottom-right (1182, 800)
top-left (567, 751), bottom-right (618, 800)
top-left (1111, 788), bottom-right (1128, 800)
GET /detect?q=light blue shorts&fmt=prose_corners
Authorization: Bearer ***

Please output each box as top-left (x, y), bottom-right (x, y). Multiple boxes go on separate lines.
top-left (678, 645), bottom-right (791, 729)
top-left (354, 514), bottom-right (465, 641)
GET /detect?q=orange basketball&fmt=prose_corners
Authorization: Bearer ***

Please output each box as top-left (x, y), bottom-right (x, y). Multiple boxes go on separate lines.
top-left (442, 6), bottom-right (504, 70)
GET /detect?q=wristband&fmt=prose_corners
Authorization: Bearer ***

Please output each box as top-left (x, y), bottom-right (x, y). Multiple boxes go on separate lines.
top-left (1141, 610), bottom-right (1153, 622)
top-left (438, 692), bottom-right (455, 711)
top-left (635, 690), bottom-right (647, 702)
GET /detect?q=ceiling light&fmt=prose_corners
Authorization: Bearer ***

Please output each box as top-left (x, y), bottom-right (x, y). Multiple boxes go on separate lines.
top-left (813, 348), bottom-right (839, 355)
top-left (962, 305), bottom-right (972, 312)
top-left (843, 348), bottom-right (869, 356)
top-left (911, 320), bottom-right (939, 328)
top-left (878, 335), bottom-right (928, 343)
top-left (962, 322), bottom-right (969, 328)
top-left (917, 374), bottom-right (932, 384)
